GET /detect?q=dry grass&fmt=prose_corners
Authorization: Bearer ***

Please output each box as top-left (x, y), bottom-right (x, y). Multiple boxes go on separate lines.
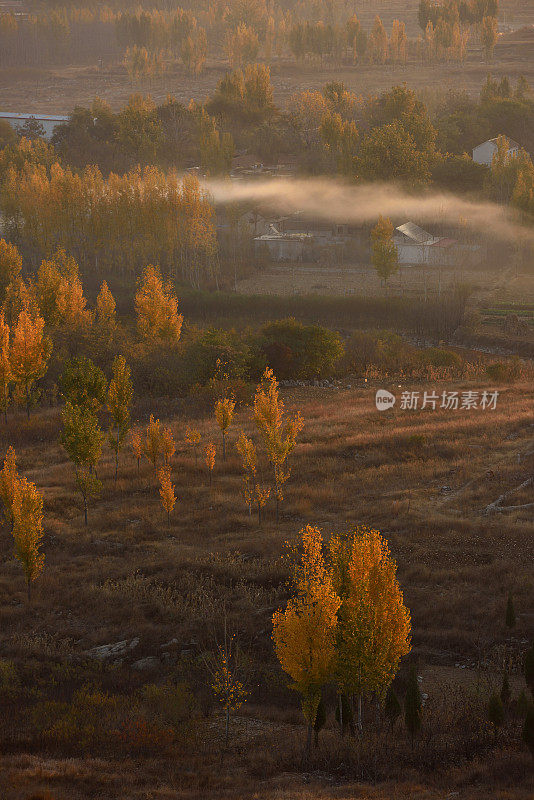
top-left (0, 375), bottom-right (532, 798)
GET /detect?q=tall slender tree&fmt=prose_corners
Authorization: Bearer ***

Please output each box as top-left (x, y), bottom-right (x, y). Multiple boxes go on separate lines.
top-left (12, 474), bottom-right (44, 601)
top-left (107, 355), bottom-right (133, 482)
top-left (10, 309), bottom-right (51, 418)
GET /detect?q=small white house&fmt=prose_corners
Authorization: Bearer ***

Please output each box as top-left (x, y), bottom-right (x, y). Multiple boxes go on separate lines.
top-left (472, 136), bottom-right (520, 167)
top-left (0, 112), bottom-right (69, 140)
top-left (254, 225), bottom-right (313, 262)
top-left (394, 222), bottom-right (459, 266)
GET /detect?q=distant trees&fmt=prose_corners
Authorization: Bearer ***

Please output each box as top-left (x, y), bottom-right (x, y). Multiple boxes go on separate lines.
top-left (181, 27), bottom-right (208, 75)
top-left (481, 15), bottom-right (498, 62)
top-left (1, 162), bottom-right (218, 287)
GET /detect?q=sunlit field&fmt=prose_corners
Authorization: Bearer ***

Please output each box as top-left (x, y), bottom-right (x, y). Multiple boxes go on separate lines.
top-left (0, 372), bottom-right (532, 799)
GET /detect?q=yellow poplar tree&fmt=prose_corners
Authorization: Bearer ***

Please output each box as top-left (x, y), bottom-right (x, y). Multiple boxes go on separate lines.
top-left (158, 466), bottom-right (176, 524)
top-left (0, 446), bottom-right (18, 529)
top-left (236, 431), bottom-right (270, 523)
top-left (95, 280), bottom-right (117, 336)
top-left (329, 525), bottom-right (411, 731)
top-left (0, 312), bottom-right (12, 423)
top-left (135, 265), bottom-right (183, 342)
top-left (273, 525), bottom-right (341, 757)
top-left (162, 425), bottom-right (175, 466)
top-left (143, 414), bottom-right (164, 474)
top-left (12, 474), bottom-right (44, 602)
top-left (10, 309), bottom-right (51, 418)
top-left (185, 425), bottom-right (201, 466)
top-left (0, 238), bottom-right (22, 305)
top-left (205, 442), bottom-right (216, 487)
top-left (215, 397), bottom-right (235, 461)
top-left (253, 368), bottom-right (303, 522)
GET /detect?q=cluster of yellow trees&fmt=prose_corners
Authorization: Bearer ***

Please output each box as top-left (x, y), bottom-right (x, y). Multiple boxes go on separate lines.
top-left (273, 524), bottom-right (411, 754)
top-left (1, 151), bottom-right (217, 286)
top-left (135, 367), bottom-right (303, 526)
top-left (0, 448), bottom-right (44, 601)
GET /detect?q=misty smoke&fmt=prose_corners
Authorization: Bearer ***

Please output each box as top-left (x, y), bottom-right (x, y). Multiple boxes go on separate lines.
top-left (204, 177), bottom-right (532, 245)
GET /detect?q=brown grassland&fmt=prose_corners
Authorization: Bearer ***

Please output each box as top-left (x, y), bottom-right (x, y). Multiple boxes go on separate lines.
top-left (0, 370), bottom-right (532, 799)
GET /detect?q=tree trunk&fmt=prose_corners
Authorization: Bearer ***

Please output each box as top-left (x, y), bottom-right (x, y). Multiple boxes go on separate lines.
top-left (338, 694), bottom-right (344, 737)
top-left (357, 694), bottom-right (363, 733)
top-left (305, 721), bottom-right (312, 762)
top-left (84, 496), bottom-right (88, 525)
top-left (225, 708), bottom-right (230, 747)
top-left (26, 382), bottom-right (30, 419)
top-left (222, 432), bottom-right (226, 461)
top-left (27, 578), bottom-right (31, 603)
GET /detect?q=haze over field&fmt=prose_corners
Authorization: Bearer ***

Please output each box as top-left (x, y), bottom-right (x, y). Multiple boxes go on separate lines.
top-left (206, 177), bottom-right (534, 243)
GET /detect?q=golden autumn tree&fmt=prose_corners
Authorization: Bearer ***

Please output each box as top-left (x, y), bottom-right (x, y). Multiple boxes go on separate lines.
top-left (37, 250), bottom-right (91, 330)
top-left (143, 414), bottom-right (164, 475)
top-left (205, 442), bottom-right (216, 487)
top-left (214, 397), bottom-right (235, 461)
top-left (95, 280), bottom-right (117, 337)
top-left (0, 312), bottom-right (12, 423)
top-left (158, 466), bottom-right (176, 524)
top-left (0, 238), bottom-right (22, 305)
top-left (253, 368), bottom-right (303, 522)
top-left (10, 309), bottom-right (51, 418)
top-left (185, 425), bottom-right (201, 466)
top-left (135, 265), bottom-right (183, 342)
top-left (12, 474), bottom-right (44, 602)
top-left (0, 446), bottom-right (18, 530)
top-left (273, 525), bottom-right (341, 758)
top-left (107, 355), bottom-right (133, 482)
top-left (161, 425), bottom-right (175, 466)
top-left (329, 526), bottom-right (411, 732)
top-left (368, 15), bottom-right (388, 64)
top-left (236, 431), bottom-right (270, 523)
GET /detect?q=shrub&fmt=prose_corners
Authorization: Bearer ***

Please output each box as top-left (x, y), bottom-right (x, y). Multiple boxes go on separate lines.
top-left (419, 347), bottom-right (461, 368)
top-left (257, 318), bottom-right (344, 379)
top-left (485, 358), bottom-right (524, 383)
top-left (142, 682), bottom-right (196, 732)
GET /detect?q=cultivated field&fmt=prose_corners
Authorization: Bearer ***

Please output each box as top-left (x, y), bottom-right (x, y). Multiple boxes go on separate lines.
top-left (0, 373), bottom-right (532, 798)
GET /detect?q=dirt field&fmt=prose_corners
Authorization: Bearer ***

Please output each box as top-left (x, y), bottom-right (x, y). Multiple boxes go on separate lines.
top-left (2, 20), bottom-right (534, 115)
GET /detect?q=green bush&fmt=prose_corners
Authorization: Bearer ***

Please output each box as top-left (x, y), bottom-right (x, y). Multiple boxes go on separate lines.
top-left (257, 318), bottom-right (344, 380)
top-left (419, 347), bottom-right (461, 368)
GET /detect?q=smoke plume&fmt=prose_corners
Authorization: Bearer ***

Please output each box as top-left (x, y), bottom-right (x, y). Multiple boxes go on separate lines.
top-left (204, 177), bottom-right (532, 244)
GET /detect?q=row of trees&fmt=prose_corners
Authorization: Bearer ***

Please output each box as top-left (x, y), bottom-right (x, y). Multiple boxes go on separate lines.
top-left (0, 144), bottom-right (217, 284)
top-left (0, 0), bottom-right (499, 70)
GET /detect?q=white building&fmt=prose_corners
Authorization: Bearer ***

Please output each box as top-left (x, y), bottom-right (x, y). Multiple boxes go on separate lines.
top-left (254, 225), bottom-right (313, 262)
top-left (472, 136), bottom-right (520, 167)
top-left (0, 112), bottom-right (69, 140)
top-left (394, 222), bottom-right (464, 267)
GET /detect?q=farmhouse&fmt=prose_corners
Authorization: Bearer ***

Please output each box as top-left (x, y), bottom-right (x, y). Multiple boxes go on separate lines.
top-left (0, 112), bottom-right (68, 140)
top-left (394, 222), bottom-right (475, 267)
top-left (472, 136), bottom-right (521, 167)
top-left (254, 225), bottom-right (313, 262)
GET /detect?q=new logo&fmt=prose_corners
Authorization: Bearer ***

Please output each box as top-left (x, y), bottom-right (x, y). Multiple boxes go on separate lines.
top-left (375, 389), bottom-right (396, 411)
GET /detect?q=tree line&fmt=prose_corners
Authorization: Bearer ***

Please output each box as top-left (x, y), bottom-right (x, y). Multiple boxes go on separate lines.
top-left (0, 0), bottom-right (500, 69)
